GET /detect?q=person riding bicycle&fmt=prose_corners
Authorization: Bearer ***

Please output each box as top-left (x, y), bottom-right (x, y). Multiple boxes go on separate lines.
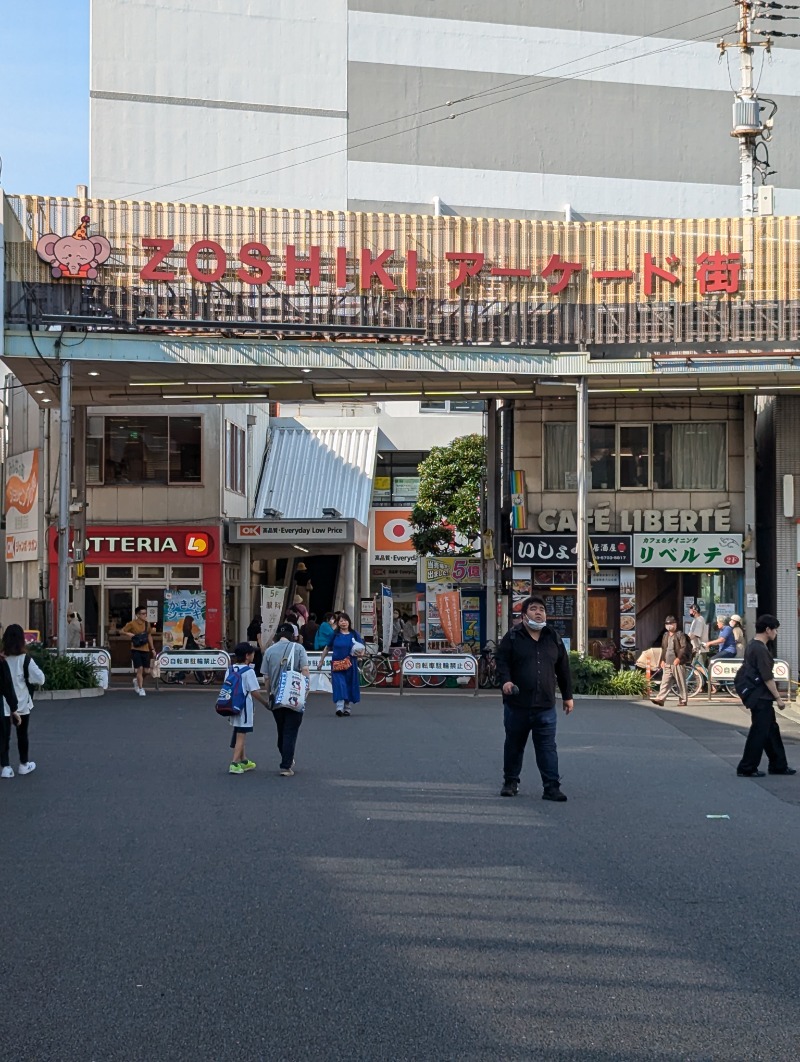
top-left (651, 615), bottom-right (692, 707)
top-left (706, 616), bottom-right (737, 658)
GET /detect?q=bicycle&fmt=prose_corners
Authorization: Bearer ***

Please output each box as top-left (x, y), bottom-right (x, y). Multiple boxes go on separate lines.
top-left (359, 650), bottom-right (398, 688)
top-left (639, 650), bottom-right (708, 700)
top-left (478, 641), bottom-right (501, 689)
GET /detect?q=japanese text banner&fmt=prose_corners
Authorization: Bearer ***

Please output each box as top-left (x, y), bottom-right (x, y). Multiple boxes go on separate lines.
top-left (633, 534), bottom-right (743, 569)
top-left (436, 591), bottom-right (463, 647)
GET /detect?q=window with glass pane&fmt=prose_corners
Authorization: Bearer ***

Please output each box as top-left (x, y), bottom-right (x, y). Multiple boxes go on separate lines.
top-left (619, 426), bottom-right (650, 488)
top-left (105, 417), bottom-right (169, 484)
top-left (169, 417), bottom-right (202, 483)
top-left (544, 424), bottom-right (577, 490)
top-left (590, 425), bottom-right (615, 489)
top-left (653, 423), bottom-right (726, 489)
top-left (373, 452), bottom-right (427, 505)
top-left (225, 422), bottom-right (245, 493)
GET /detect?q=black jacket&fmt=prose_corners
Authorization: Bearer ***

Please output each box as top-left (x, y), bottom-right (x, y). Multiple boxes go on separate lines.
top-left (0, 658), bottom-right (19, 715)
top-left (659, 629), bottom-right (691, 665)
top-left (496, 625), bottom-right (573, 709)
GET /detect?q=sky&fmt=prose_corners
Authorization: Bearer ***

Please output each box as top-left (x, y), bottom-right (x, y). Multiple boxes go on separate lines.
top-left (0, 1), bottom-right (89, 196)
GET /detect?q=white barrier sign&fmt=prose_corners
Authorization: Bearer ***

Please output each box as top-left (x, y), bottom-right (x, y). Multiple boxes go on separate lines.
top-left (709, 657), bottom-right (790, 691)
top-left (51, 647), bottom-right (111, 689)
top-left (400, 653), bottom-right (478, 696)
top-left (156, 650), bottom-right (230, 671)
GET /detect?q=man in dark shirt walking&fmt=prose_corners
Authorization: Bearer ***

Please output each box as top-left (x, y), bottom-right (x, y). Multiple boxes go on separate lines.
top-left (496, 595), bottom-right (574, 802)
top-left (736, 614), bottom-right (795, 778)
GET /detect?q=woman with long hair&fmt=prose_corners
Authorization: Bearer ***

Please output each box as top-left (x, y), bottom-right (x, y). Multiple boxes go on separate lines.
top-left (317, 612), bottom-right (365, 716)
top-left (1, 624), bottom-right (44, 778)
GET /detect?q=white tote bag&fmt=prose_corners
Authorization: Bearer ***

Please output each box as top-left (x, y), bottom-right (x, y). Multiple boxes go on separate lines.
top-left (309, 670), bottom-right (332, 694)
top-left (274, 643), bottom-right (307, 712)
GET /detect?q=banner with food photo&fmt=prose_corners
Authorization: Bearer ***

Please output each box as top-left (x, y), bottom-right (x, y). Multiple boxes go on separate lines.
top-left (618, 567), bottom-right (636, 650)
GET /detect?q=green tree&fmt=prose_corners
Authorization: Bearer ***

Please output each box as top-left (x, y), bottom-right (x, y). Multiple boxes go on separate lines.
top-left (410, 434), bottom-right (486, 556)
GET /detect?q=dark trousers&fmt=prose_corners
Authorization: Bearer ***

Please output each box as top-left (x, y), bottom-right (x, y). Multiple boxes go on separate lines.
top-left (1, 714), bottom-right (29, 767)
top-left (503, 704), bottom-right (560, 789)
top-left (738, 698), bottom-right (788, 774)
top-left (272, 707), bottom-right (303, 770)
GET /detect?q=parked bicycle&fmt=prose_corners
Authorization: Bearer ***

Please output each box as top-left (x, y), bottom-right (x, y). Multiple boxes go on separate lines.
top-left (478, 641), bottom-right (501, 689)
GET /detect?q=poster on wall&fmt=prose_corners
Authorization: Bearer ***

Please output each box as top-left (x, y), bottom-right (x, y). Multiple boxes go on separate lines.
top-left (163, 590), bottom-right (207, 647)
top-left (381, 585), bottom-right (394, 652)
top-left (4, 450), bottom-right (40, 562)
top-left (260, 586), bottom-right (287, 645)
top-left (360, 598), bottom-right (376, 639)
top-left (618, 566), bottom-right (636, 652)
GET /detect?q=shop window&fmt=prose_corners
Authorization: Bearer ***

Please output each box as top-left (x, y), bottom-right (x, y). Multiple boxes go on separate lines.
top-left (85, 566), bottom-right (101, 580)
top-left (653, 424), bottom-right (726, 490)
top-left (106, 566), bottom-right (134, 579)
top-left (372, 451), bottom-right (428, 507)
top-left (546, 422), bottom-right (725, 491)
top-left (170, 566), bottom-right (202, 580)
top-left (86, 416), bottom-right (202, 485)
top-left (619, 426), bottom-right (650, 489)
top-left (590, 425), bottom-right (615, 490)
top-left (137, 566), bottom-right (166, 579)
top-left (225, 422), bottom-right (246, 493)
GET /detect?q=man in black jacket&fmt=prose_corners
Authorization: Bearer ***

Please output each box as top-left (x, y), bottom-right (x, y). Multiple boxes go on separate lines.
top-left (496, 595), bottom-right (574, 802)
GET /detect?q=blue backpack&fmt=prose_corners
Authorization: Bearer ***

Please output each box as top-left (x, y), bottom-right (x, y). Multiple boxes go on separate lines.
top-left (215, 665), bottom-right (249, 717)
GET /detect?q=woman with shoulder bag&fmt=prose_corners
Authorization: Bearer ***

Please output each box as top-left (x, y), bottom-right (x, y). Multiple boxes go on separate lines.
top-left (1, 624), bottom-right (44, 777)
top-left (317, 612), bottom-right (365, 717)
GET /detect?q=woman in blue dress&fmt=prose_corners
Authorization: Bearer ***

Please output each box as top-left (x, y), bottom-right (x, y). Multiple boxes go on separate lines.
top-left (317, 612), bottom-right (364, 716)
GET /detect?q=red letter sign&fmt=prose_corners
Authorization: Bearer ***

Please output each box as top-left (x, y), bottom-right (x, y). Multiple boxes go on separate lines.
top-left (236, 242), bottom-right (273, 285)
top-left (141, 238), bottom-right (176, 282)
top-left (187, 241), bottom-right (227, 283)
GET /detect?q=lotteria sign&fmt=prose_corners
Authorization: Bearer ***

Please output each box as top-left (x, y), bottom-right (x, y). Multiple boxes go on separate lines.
top-left (48, 526), bottom-right (220, 564)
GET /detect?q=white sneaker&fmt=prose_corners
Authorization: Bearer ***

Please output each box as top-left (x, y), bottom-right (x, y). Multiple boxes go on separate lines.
top-left (132, 678), bottom-right (139, 692)
top-left (1, 766), bottom-right (14, 779)
top-left (137, 687), bottom-right (146, 697)
top-left (18, 761), bottom-right (36, 775)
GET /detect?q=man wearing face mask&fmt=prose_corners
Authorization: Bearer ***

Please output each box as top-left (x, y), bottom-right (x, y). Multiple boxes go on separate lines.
top-left (651, 615), bottom-right (691, 707)
top-left (495, 595), bottom-right (574, 802)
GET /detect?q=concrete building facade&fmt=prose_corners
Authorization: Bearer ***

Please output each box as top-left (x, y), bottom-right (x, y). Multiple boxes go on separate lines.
top-left (90, 0), bottom-right (800, 219)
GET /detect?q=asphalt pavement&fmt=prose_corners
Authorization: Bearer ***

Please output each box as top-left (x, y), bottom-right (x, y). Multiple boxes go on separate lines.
top-left (2, 687), bottom-right (800, 1061)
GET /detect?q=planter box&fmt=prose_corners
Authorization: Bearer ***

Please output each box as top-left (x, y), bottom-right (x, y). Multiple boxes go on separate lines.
top-left (34, 688), bottom-right (105, 702)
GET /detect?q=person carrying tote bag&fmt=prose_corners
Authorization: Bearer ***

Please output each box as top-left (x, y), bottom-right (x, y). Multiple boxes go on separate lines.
top-left (261, 624), bottom-right (311, 777)
top-left (317, 611), bottom-right (365, 717)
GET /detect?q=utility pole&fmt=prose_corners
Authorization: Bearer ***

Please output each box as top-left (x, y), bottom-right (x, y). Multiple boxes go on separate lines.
top-left (719, 1), bottom-right (772, 218)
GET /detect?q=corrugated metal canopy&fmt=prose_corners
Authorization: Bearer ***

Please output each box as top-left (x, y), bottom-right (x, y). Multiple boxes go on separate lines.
top-left (256, 424), bottom-right (378, 523)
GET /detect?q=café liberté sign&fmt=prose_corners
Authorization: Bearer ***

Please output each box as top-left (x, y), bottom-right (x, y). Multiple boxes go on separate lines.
top-left (534, 506), bottom-right (732, 534)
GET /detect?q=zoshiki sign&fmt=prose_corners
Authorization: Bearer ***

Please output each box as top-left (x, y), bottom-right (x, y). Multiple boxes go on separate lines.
top-left (512, 534), bottom-right (633, 567)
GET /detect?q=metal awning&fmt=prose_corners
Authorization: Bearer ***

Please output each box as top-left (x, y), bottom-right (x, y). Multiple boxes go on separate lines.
top-left (255, 424), bottom-right (378, 525)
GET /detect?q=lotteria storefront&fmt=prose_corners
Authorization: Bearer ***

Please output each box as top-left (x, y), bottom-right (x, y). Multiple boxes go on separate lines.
top-left (47, 524), bottom-right (225, 665)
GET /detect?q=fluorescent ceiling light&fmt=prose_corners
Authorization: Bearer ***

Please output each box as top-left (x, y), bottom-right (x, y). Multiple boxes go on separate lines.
top-left (316, 392), bottom-right (370, 397)
top-left (88, 371), bottom-right (100, 377)
top-left (424, 391), bottom-right (479, 396)
top-left (130, 381), bottom-right (182, 387)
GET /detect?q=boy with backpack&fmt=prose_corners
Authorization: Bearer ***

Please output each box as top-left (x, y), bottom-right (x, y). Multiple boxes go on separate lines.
top-left (217, 642), bottom-right (270, 775)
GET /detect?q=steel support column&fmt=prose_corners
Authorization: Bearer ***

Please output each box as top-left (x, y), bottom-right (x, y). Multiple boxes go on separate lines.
top-left (576, 377), bottom-right (589, 656)
top-left (56, 361), bottom-right (72, 654)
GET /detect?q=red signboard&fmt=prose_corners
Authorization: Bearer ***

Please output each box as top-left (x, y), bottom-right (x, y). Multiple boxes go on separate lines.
top-left (47, 525), bottom-right (221, 564)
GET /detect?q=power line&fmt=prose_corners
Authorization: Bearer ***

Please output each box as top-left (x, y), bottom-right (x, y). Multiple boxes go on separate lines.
top-left (176, 23), bottom-right (733, 203)
top-left (122, 6), bottom-right (734, 200)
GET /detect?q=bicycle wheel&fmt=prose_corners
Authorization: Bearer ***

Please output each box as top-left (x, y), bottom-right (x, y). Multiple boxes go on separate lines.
top-left (359, 657), bottom-right (377, 687)
top-left (478, 656), bottom-right (490, 688)
top-left (489, 663), bottom-right (502, 689)
top-left (685, 667), bottom-right (704, 699)
top-left (424, 674), bottom-right (447, 687)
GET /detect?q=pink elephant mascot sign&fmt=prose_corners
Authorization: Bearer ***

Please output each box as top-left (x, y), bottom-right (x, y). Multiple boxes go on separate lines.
top-left (36, 215), bottom-right (112, 279)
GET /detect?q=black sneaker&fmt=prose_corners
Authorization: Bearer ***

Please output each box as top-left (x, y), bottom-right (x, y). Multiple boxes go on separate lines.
top-left (500, 782), bottom-right (518, 797)
top-left (542, 787), bottom-right (568, 802)
top-left (737, 769), bottom-right (766, 777)
top-left (768, 766), bottom-right (797, 775)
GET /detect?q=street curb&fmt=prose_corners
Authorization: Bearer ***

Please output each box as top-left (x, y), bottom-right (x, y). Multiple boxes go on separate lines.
top-left (35, 688), bottom-right (105, 701)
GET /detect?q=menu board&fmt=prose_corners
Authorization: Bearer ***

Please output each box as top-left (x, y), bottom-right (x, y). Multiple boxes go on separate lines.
top-left (542, 594), bottom-right (575, 618)
top-left (618, 567), bottom-right (636, 651)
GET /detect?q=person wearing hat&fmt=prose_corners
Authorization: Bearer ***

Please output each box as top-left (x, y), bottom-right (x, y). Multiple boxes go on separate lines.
top-left (226, 643), bottom-right (271, 776)
top-left (652, 615), bottom-right (691, 707)
top-left (293, 562), bottom-right (313, 607)
top-left (729, 614), bottom-right (746, 658)
top-left (687, 604), bottom-right (707, 654)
